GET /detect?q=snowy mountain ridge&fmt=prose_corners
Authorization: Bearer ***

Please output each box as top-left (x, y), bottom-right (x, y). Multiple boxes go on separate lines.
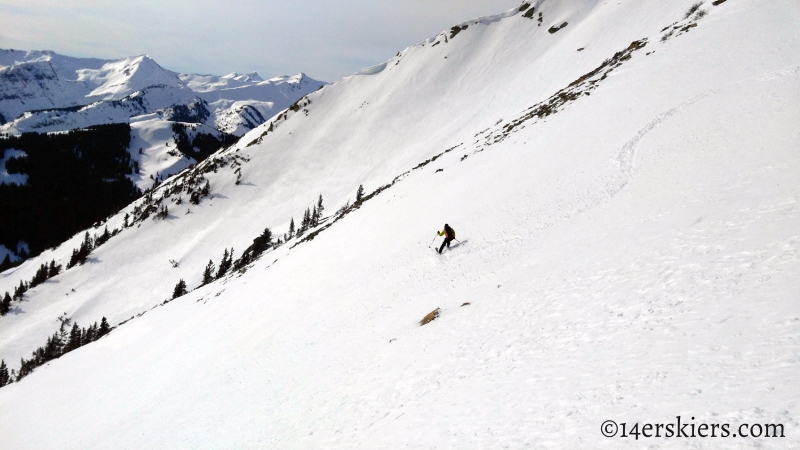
top-left (0, 0), bottom-right (798, 447)
top-left (0, 49), bottom-right (325, 136)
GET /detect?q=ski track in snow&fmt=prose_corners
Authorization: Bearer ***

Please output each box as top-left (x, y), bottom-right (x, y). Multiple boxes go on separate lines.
top-left (616, 90), bottom-right (717, 180)
top-left (616, 62), bottom-right (800, 191)
top-left (0, 1), bottom-right (799, 448)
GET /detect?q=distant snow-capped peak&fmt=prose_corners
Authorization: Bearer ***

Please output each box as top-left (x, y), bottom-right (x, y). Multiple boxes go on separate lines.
top-left (0, 49), bottom-right (326, 136)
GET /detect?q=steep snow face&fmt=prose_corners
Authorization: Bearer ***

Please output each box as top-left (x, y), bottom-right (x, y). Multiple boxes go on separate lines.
top-left (211, 100), bottom-right (275, 136)
top-left (1, 0), bottom-right (799, 448)
top-left (80, 55), bottom-right (185, 99)
top-left (0, 51), bottom-right (183, 124)
top-left (178, 71), bottom-right (265, 91)
top-left (125, 119), bottom-right (237, 191)
top-left (127, 120), bottom-right (197, 191)
top-left (192, 72), bottom-right (326, 136)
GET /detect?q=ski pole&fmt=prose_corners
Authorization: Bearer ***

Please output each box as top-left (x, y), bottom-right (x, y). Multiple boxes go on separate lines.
top-left (429, 235), bottom-right (437, 247)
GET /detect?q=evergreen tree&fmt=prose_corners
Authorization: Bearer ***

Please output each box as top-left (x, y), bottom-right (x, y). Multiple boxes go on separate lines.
top-left (289, 218), bottom-right (295, 237)
top-left (68, 232), bottom-right (94, 268)
top-left (48, 260), bottom-right (62, 278)
top-left (55, 315), bottom-right (71, 352)
top-left (96, 226), bottom-right (111, 246)
top-left (216, 248), bottom-right (233, 279)
top-left (58, 315), bottom-right (71, 332)
top-left (83, 322), bottom-right (98, 344)
top-left (300, 208), bottom-right (311, 234)
top-left (172, 279), bottom-right (188, 299)
top-left (0, 292), bottom-right (11, 315)
top-left (13, 280), bottom-right (27, 299)
top-left (255, 228), bottom-right (272, 254)
top-left (67, 248), bottom-right (79, 269)
top-left (317, 194), bottom-right (324, 218)
top-left (155, 205), bottom-right (168, 220)
top-left (0, 360), bottom-right (9, 387)
top-left (63, 323), bottom-right (82, 353)
top-left (97, 317), bottom-right (111, 338)
top-left (123, 213), bottom-right (130, 228)
top-left (44, 332), bottom-right (62, 360)
top-left (82, 231), bottom-right (93, 252)
top-left (356, 184), bottom-right (364, 203)
top-left (311, 206), bottom-right (319, 227)
top-left (201, 260), bottom-right (216, 285)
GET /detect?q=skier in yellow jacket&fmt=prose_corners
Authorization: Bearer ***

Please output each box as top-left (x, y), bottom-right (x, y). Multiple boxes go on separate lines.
top-left (437, 224), bottom-right (456, 254)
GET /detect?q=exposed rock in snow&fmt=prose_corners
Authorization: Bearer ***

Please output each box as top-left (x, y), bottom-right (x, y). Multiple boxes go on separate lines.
top-left (0, 0), bottom-right (798, 448)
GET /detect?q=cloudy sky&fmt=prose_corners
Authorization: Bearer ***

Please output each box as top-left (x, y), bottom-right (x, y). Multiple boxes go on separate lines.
top-left (0, 0), bottom-right (521, 82)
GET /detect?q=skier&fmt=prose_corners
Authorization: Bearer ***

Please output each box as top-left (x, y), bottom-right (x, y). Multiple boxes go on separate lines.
top-left (436, 223), bottom-right (456, 254)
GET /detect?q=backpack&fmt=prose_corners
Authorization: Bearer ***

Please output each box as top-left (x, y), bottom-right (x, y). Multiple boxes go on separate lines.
top-left (445, 225), bottom-right (455, 239)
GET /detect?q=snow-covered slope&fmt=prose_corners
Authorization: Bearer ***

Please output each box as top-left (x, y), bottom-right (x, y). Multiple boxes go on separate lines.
top-left (126, 120), bottom-right (206, 191)
top-left (0, 50), bottom-right (324, 136)
top-left (1, 0), bottom-right (799, 447)
top-left (178, 71), bottom-right (266, 91)
top-left (0, 52), bottom-right (185, 124)
top-left (185, 72), bottom-right (325, 135)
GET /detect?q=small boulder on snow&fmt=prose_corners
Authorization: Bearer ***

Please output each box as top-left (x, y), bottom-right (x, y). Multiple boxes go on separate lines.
top-left (420, 308), bottom-right (441, 326)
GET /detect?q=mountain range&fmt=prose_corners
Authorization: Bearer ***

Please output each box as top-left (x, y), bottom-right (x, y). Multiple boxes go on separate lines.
top-left (0, 50), bottom-right (324, 136)
top-left (0, 0), bottom-right (798, 447)
top-left (0, 50), bottom-right (325, 262)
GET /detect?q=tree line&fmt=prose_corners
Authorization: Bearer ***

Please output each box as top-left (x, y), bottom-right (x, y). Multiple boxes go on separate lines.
top-left (2, 226), bottom-right (120, 317)
top-left (171, 123), bottom-right (238, 163)
top-left (0, 315), bottom-right (112, 387)
top-left (0, 123), bottom-right (141, 258)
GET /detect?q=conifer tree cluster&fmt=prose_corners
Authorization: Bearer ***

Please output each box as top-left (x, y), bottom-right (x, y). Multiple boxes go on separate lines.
top-left (0, 123), bottom-right (140, 257)
top-left (0, 292), bottom-right (11, 316)
top-left (11, 315), bottom-right (111, 384)
top-left (0, 360), bottom-right (9, 387)
top-left (64, 225), bottom-right (120, 270)
top-left (296, 194), bottom-right (325, 237)
top-left (190, 180), bottom-right (211, 205)
top-left (199, 247), bottom-right (235, 287)
top-left (251, 228), bottom-right (273, 256)
top-left (234, 228), bottom-right (273, 270)
top-left (171, 123), bottom-right (238, 163)
top-left (67, 232), bottom-right (94, 268)
top-left (94, 226), bottom-right (112, 247)
top-left (201, 260), bottom-right (216, 286)
top-left (216, 248), bottom-right (233, 279)
top-left (5, 259), bottom-right (62, 305)
top-left (165, 196), bottom-right (330, 300)
top-left (4, 225), bottom-right (118, 310)
top-left (154, 205), bottom-right (169, 220)
top-left (172, 279), bottom-right (188, 299)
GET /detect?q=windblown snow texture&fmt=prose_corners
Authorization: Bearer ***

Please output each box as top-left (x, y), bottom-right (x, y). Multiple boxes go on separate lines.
top-left (0, 0), bottom-right (798, 448)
